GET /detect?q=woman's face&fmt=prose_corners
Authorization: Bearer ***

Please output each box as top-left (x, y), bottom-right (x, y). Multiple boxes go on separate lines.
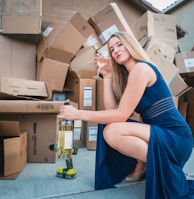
top-left (109, 36), bottom-right (131, 65)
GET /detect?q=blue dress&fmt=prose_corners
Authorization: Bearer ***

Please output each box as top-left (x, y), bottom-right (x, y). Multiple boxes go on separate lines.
top-left (94, 62), bottom-right (194, 198)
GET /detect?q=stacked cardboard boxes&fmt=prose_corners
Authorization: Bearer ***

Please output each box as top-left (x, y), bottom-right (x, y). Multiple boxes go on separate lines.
top-left (0, 2), bottom-right (193, 178)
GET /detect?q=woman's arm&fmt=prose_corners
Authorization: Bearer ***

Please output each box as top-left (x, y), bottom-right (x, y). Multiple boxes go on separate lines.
top-left (103, 77), bottom-right (117, 109)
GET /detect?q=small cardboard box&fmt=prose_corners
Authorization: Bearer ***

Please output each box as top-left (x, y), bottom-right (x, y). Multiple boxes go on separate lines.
top-left (37, 20), bottom-right (85, 63)
top-left (0, 76), bottom-right (48, 100)
top-left (0, 35), bottom-right (36, 80)
top-left (0, 121), bottom-right (27, 179)
top-left (0, 0), bottom-right (42, 34)
top-left (88, 3), bottom-right (134, 44)
top-left (65, 70), bottom-right (96, 111)
top-left (132, 10), bottom-right (178, 49)
top-left (175, 51), bottom-right (194, 76)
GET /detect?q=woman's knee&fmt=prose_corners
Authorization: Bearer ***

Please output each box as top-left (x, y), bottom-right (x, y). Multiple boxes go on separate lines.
top-left (103, 123), bottom-right (117, 145)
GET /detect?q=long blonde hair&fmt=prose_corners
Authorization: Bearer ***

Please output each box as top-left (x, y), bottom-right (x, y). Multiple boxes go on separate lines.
top-left (107, 32), bottom-right (151, 104)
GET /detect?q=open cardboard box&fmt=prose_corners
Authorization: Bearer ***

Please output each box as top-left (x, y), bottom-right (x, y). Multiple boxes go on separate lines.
top-left (0, 121), bottom-right (27, 179)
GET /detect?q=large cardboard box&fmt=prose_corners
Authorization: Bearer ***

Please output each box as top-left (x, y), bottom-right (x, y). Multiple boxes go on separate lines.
top-left (175, 51), bottom-right (194, 76)
top-left (36, 57), bottom-right (69, 99)
top-left (0, 0), bottom-right (42, 34)
top-left (132, 10), bottom-right (178, 50)
top-left (37, 20), bottom-right (85, 63)
top-left (65, 70), bottom-right (96, 110)
top-left (0, 121), bottom-right (27, 179)
top-left (0, 76), bottom-right (48, 100)
top-left (88, 3), bottom-right (134, 44)
top-left (0, 35), bottom-right (36, 80)
top-left (0, 100), bottom-right (65, 163)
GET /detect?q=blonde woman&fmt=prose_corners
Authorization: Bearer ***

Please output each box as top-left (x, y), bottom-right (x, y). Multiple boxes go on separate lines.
top-left (58, 32), bottom-right (194, 198)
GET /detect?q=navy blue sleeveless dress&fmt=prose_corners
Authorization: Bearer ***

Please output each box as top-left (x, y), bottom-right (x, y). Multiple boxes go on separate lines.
top-left (94, 62), bottom-right (194, 198)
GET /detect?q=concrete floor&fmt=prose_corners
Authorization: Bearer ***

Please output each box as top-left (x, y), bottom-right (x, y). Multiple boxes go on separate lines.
top-left (0, 147), bottom-right (194, 199)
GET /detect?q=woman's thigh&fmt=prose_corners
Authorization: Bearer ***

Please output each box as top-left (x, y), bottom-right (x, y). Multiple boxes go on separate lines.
top-left (104, 121), bottom-right (151, 143)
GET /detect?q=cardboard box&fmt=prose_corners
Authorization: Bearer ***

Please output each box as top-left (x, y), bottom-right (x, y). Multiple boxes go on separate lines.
top-left (132, 10), bottom-right (178, 49)
top-left (0, 35), bottom-right (36, 80)
top-left (0, 76), bottom-right (48, 100)
top-left (144, 36), bottom-right (176, 63)
top-left (70, 46), bottom-right (96, 75)
top-left (88, 3), bottom-right (134, 44)
top-left (0, 121), bottom-right (27, 179)
top-left (0, 114), bottom-right (58, 163)
top-left (73, 120), bottom-right (86, 148)
top-left (37, 20), bottom-right (85, 63)
top-left (175, 51), bottom-right (194, 76)
top-left (168, 73), bottom-right (190, 97)
top-left (0, 0), bottom-right (42, 34)
top-left (65, 70), bottom-right (96, 110)
top-left (55, 9), bottom-right (95, 40)
top-left (36, 58), bottom-right (69, 99)
top-left (0, 100), bottom-right (67, 163)
top-left (85, 121), bottom-right (98, 150)
top-left (145, 39), bottom-right (179, 85)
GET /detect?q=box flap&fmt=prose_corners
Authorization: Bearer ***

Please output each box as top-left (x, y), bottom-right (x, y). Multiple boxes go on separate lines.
top-left (0, 121), bottom-right (20, 136)
top-left (18, 132), bottom-right (27, 172)
top-left (3, 137), bottom-right (21, 176)
top-left (0, 76), bottom-right (48, 98)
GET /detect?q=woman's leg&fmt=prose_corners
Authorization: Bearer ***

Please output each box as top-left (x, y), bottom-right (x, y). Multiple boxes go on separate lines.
top-left (103, 121), bottom-right (150, 181)
top-left (103, 121), bottom-right (150, 162)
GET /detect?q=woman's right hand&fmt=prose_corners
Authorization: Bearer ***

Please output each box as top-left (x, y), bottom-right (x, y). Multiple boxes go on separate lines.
top-left (94, 54), bottom-right (112, 78)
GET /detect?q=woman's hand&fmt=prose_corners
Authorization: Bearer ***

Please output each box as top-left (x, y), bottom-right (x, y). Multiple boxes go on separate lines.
top-left (94, 54), bottom-right (112, 78)
top-left (58, 105), bottom-right (79, 121)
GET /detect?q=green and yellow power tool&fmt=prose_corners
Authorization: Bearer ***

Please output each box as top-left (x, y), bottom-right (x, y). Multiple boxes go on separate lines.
top-left (49, 144), bottom-right (78, 179)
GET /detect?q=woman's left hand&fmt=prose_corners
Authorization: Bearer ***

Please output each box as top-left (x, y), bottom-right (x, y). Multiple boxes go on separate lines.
top-left (58, 105), bottom-right (78, 121)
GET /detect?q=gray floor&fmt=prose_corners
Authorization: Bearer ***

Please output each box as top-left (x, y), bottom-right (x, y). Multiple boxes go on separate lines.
top-left (0, 147), bottom-right (194, 199)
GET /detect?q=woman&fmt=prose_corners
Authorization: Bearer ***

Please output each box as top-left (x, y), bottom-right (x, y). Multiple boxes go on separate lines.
top-left (58, 32), bottom-right (194, 198)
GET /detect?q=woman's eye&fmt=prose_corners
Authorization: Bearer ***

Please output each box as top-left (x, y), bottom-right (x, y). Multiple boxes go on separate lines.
top-left (117, 43), bottom-right (122, 47)
top-left (110, 48), bottom-right (114, 52)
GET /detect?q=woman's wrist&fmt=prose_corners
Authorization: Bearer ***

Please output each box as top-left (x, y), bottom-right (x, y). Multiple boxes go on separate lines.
top-left (103, 73), bottom-right (112, 79)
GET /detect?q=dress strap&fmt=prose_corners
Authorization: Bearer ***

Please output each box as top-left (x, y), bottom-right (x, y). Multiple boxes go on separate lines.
top-left (142, 97), bottom-right (174, 119)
